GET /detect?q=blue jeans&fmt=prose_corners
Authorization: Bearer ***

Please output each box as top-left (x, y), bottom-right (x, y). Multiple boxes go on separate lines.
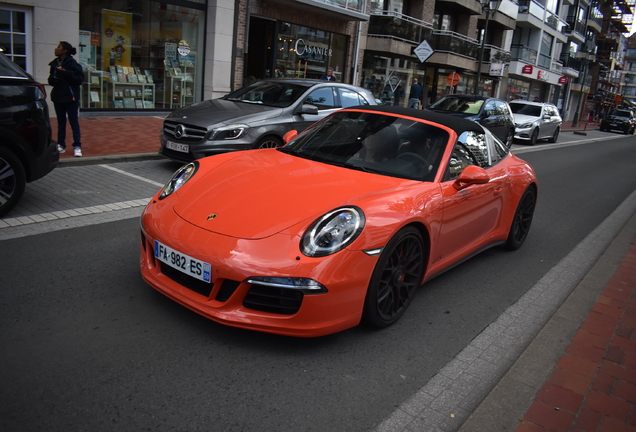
top-left (54, 100), bottom-right (81, 149)
top-left (408, 98), bottom-right (420, 109)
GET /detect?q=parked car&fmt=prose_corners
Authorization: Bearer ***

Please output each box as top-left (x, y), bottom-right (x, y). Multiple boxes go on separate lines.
top-left (425, 95), bottom-right (515, 147)
top-left (0, 51), bottom-right (58, 217)
top-left (509, 100), bottom-right (562, 145)
top-left (159, 78), bottom-right (377, 163)
top-left (141, 106), bottom-right (538, 337)
top-left (599, 109), bottom-right (636, 134)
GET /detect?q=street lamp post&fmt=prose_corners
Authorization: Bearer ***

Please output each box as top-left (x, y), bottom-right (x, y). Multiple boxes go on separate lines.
top-left (473, 0), bottom-right (500, 95)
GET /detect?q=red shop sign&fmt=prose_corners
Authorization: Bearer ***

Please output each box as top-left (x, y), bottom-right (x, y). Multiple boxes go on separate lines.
top-left (558, 76), bottom-right (568, 84)
top-left (522, 65), bottom-right (533, 74)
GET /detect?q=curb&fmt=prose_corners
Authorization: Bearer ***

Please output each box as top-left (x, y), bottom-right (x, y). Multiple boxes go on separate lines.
top-left (58, 152), bottom-right (164, 167)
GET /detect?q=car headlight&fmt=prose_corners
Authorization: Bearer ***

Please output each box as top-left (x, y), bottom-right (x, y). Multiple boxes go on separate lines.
top-left (301, 207), bottom-right (365, 257)
top-left (211, 124), bottom-right (250, 140)
top-left (159, 162), bottom-right (198, 200)
top-left (518, 122), bottom-right (535, 129)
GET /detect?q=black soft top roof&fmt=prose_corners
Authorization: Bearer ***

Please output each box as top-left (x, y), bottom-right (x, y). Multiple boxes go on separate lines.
top-left (344, 105), bottom-right (485, 136)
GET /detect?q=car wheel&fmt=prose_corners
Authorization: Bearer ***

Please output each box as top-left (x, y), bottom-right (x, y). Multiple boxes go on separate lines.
top-left (631, 127), bottom-right (635, 135)
top-left (254, 136), bottom-right (283, 149)
top-left (548, 127), bottom-right (560, 143)
top-left (505, 186), bottom-right (536, 251)
top-left (504, 130), bottom-right (513, 148)
top-left (0, 146), bottom-right (27, 217)
top-left (529, 129), bottom-right (539, 146)
top-left (362, 227), bottom-right (425, 328)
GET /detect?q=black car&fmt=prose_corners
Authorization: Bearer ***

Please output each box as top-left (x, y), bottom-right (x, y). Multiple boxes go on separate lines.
top-left (600, 109), bottom-right (636, 134)
top-left (0, 52), bottom-right (58, 217)
top-left (159, 78), bottom-right (377, 163)
top-left (426, 95), bottom-right (515, 147)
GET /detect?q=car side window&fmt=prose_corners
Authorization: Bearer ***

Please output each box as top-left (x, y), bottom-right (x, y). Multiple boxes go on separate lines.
top-left (304, 87), bottom-right (336, 109)
top-left (446, 131), bottom-right (489, 180)
top-left (483, 101), bottom-right (497, 117)
top-left (495, 101), bottom-right (509, 116)
top-left (338, 88), bottom-right (369, 108)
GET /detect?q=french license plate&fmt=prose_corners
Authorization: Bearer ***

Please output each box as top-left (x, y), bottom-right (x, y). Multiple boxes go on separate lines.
top-left (166, 141), bottom-right (189, 153)
top-left (154, 240), bottom-right (211, 283)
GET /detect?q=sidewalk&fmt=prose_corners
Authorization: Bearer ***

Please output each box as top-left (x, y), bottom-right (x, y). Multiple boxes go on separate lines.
top-left (516, 236), bottom-right (636, 432)
top-left (52, 113), bottom-right (166, 162)
top-left (52, 115), bottom-right (595, 163)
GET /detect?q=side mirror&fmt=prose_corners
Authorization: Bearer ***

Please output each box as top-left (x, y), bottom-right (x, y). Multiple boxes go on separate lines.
top-left (453, 165), bottom-right (490, 190)
top-left (282, 130), bottom-right (298, 144)
top-left (298, 104), bottom-right (319, 115)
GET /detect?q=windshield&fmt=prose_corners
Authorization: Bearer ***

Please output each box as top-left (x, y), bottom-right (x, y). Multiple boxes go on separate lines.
top-left (222, 81), bottom-right (308, 108)
top-left (510, 103), bottom-right (542, 117)
top-left (611, 110), bottom-right (632, 118)
top-left (279, 111), bottom-right (450, 182)
top-left (429, 97), bottom-right (484, 114)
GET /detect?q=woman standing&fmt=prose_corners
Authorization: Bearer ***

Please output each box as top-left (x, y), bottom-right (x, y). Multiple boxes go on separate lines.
top-left (48, 41), bottom-right (84, 157)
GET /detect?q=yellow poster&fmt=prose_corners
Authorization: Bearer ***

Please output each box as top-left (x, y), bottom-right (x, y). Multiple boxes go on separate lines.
top-left (102, 9), bottom-right (132, 70)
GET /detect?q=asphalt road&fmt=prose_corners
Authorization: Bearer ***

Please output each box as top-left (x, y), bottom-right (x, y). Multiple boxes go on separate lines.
top-left (1, 131), bottom-right (635, 432)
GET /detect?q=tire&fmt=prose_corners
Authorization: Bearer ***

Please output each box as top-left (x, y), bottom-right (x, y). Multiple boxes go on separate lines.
top-left (505, 186), bottom-right (536, 251)
top-left (504, 130), bottom-right (513, 148)
top-left (547, 127), bottom-right (559, 143)
top-left (254, 136), bottom-right (283, 149)
top-left (362, 227), bottom-right (425, 328)
top-left (529, 129), bottom-right (539, 146)
top-left (0, 146), bottom-right (27, 218)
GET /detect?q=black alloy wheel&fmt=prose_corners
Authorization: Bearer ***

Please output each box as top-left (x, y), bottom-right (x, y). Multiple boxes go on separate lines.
top-left (254, 136), bottom-right (283, 149)
top-left (548, 127), bottom-right (559, 143)
top-left (505, 187), bottom-right (536, 251)
top-left (0, 146), bottom-right (27, 217)
top-left (362, 227), bottom-right (425, 328)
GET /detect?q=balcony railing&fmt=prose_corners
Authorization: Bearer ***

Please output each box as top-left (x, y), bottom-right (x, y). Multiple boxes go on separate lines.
top-left (308, 0), bottom-right (365, 14)
top-left (564, 16), bottom-right (586, 35)
top-left (511, 44), bottom-right (538, 64)
top-left (367, 12), bottom-right (433, 44)
top-left (428, 30), bottom-right (480, 59)
top-left (559, 54), bottom-right (583, 71)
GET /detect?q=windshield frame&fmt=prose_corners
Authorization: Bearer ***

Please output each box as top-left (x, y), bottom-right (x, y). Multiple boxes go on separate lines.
top-left (222, 81), bottom-right (310, 108)
top-left (279, 110), bottom-right (451, 182)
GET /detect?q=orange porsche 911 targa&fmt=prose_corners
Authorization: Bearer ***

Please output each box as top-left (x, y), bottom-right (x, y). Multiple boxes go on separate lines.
top-left (140, 106), bottom-right (538, 337)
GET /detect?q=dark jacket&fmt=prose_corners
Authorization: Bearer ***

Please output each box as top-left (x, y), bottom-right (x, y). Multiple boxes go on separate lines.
top-left (48, 56), bottom-right (84, 104)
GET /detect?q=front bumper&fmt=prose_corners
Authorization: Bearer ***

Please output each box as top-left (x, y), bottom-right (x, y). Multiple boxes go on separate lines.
top-left (513, 126), bottom-right (535, 141)
top-left (139, 203), bottom-right (378, 337)
top-left (159, 132), bottom-right (255, 162)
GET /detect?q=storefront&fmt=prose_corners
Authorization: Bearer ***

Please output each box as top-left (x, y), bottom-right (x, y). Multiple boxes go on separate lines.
top-left (78, 0), bottom-right (206, 110)
top-left (244, 18), bottom-right (349, 83)
top-left (360, 54), bottom-right (434, 107)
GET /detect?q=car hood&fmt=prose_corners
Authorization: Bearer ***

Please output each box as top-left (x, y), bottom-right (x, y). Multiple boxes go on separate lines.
top-left (172, 150), bottom-right (415, 239)
top-left (166, 99), bottom-right (285, 128)
top-left (513, 114), bottom-right (539, 124)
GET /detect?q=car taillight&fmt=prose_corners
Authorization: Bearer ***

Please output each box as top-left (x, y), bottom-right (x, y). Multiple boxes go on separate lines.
top-left (26, 82), bottom-right (47, 100)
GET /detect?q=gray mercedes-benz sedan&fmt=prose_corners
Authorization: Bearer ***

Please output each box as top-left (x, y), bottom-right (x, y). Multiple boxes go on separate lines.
top-left (159, 78), bottom-right (377, 162)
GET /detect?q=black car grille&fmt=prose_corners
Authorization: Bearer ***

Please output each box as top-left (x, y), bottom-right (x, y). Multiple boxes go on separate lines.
top-left (160, 262), bottom-right (213, 298)
top-left (163, 120), bottom-right (208, 142)
top-left (243, 285), bottom-right (304, 315)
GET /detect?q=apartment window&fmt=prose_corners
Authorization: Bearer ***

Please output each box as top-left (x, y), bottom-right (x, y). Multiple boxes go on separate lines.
top-left (539, 32), bottom-right (553, 68)
top-left (0, 6), bottom-right (29, 71)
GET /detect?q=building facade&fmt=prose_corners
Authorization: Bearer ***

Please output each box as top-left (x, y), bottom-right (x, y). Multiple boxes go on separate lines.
top-left (1, 0), bottom-right (633, 117)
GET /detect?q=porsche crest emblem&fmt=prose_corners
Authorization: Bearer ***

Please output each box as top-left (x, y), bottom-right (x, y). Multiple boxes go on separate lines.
top-left (207, 213), bottom-right (218, 220)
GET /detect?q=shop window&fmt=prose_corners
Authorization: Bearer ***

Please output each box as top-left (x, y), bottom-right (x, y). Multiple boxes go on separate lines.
top-left (0, 7), bottom-right (28, 71)
top-left (79, 0), bottom-right (204, 110)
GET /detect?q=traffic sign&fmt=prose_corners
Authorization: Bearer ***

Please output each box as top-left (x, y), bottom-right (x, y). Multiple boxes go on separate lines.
top-left (414, 40), bottom-right (434, 63)
top-left (447, 72), bottom-right (460, 86)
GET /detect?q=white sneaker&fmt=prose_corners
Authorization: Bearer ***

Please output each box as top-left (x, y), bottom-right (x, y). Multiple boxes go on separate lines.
top-left (73, 147), bottom-right (82, 157)
top-left (57, 145), bottom-right (65, 153)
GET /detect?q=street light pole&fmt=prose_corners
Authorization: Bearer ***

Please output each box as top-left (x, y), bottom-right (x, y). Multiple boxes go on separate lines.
top-left (474, 8), bottom-right (491, 95)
